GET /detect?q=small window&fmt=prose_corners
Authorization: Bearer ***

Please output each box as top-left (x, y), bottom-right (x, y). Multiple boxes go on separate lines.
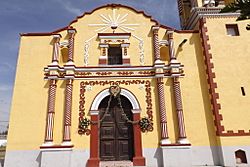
top-left (241, 87), bottom-right (246, 96)
top-left (226, 24), bottom-right (239, 36)
top-left (108, 46), bottom-right (122, 65)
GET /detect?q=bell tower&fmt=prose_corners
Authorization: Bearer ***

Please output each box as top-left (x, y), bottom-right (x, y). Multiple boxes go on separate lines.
top-left (177, 0), bottom-right (235, 29)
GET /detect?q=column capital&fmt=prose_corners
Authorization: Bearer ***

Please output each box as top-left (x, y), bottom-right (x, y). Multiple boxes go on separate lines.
top-left (167, 30), bottom-right (174, 35)
top-left (52, 34), bottom-right (61, 40)
top-left (152, 26), bottom-right (160, 32)
top-left (167, 31), bottom-right (174, 39)
top-left (67, 28), bottom-right (77, 34)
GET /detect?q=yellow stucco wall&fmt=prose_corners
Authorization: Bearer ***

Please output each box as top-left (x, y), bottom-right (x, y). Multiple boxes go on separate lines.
top-left (205, 17), bottom-right (250, 145)
top-left (7, 36), bottom-right (52, 150)
top-left (7, 5), bottom-right (250, 152)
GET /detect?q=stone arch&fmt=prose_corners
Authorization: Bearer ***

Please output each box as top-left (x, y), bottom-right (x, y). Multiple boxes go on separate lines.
top-left (90, 88), bottom-right (141, 111)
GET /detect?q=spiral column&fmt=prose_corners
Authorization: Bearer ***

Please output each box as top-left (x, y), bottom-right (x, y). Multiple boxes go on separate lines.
top-left (67, 29), bottom-right (76, 63)
top-left (152, 26), bottom-right (171, 144)
top-left (62, 79), bottom-right (73, 144)
top-left (43, 80), bottom-right (57, 145)
top-left (168, 31), bottom-right (189, 144)
top-left (152, 26), bottom-right (161, 61)
top-left (157, 78), bottom-right (170, 141)
top-left (52, 34), bottom-right (61, 63)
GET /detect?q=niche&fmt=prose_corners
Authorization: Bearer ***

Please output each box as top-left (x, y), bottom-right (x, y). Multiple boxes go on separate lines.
top-left (235, 149), bottom-right (247, 164)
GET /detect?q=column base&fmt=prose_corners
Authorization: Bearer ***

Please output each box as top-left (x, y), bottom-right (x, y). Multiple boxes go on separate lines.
top-left (41, 149), bottom-right (72, 167)
top-left (160, 138), bottom-right (171, 145)
top-left (41, 142), bottom-right (54, 147)
top-left (133, 156), bottom-right (146, 166)
top-left (87, 158), bottom-right (100, 167)
top-left (66, 61), bottom-right (74, 65)
top-left (61, 141), bottom-right (73, 146)
top-left (177, 138), bottom-right (190, 144)
top-left (161, 145), bottom-right (192, 167)
top-left (49, 61), bottom-right (59, 66)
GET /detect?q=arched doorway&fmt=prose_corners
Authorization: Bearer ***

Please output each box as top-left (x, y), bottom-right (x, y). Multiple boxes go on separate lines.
top-left (87, 88), bottom-right (145, 167)
top-left (99, 95), bottom-right (134, 161)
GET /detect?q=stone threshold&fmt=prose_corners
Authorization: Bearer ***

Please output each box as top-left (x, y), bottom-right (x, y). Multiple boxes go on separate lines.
top-left (100, 161), bottom-right (133, 167)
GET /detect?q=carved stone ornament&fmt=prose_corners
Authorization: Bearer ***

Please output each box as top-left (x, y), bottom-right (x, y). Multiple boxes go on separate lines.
top-left (109, 85), bottom-right (121, 97)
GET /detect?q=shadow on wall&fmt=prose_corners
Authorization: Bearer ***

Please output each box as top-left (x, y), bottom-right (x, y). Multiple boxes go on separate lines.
top-left (190, 33), bottom-right (223, 165)
top-left (154, 147), bottom-right (164, 167)
top-left (36, 151), bottom-right (42, 167)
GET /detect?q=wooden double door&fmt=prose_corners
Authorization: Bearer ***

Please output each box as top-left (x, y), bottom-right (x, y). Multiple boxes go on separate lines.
top-left (99, 95), bottom-right (134, 161)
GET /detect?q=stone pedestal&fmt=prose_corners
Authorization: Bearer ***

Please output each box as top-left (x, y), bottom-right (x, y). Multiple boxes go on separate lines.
top-left (41, 148), bottom-right (72, 167)
top-left (161, 145), bottom-right (192, 167)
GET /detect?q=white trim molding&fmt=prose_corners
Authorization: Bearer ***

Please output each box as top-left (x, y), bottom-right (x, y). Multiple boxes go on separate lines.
top-left (90, 88), bottom-right (140, 110)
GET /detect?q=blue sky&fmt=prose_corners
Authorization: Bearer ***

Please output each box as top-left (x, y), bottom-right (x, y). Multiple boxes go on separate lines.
top-left (0, 0), bottom-right (180, 131)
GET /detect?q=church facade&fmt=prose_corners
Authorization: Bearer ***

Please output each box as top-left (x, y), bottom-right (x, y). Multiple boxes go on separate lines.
top-left (4, 2), bottom-right (250, 167)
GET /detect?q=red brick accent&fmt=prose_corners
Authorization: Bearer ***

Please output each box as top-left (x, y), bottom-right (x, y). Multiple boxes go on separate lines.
top-left (200, 18), bottom-right (224, 136)
top-left (199, 18), bottom-right (250, 136)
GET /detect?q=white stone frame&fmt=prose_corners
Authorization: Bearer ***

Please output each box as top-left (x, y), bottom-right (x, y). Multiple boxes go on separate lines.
top-left (90, 88), bottom-right (140, 110)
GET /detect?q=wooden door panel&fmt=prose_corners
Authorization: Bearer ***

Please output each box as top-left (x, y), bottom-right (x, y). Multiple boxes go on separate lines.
top-left (101, 112), bottom-right (114, 123)
top-left (100, 140), bottom-right (116, 160)
top-left (116, 125), bottom-right (129, 139)
top-left (117, 140), bottom-right (129, 160)
top-left (101, 125), bottom-right (115, 139)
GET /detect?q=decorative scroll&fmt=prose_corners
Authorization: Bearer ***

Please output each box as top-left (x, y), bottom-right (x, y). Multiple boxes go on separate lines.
top-left (96, 72), bottom-right (112, 76)
top-left (78, 80), bottom-right (153, 135)
top-left (139, 40), bottom-right (144, 65)
top-left (45, 69), bottom-right (160, 79)
top-left (117, 71), bottom-right (134, 75)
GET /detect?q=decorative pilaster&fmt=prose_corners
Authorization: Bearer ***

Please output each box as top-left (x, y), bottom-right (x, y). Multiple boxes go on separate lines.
top-left (152, 26), bottom-right (171, 145)
top-left (67, 29), bottom-right (76, 63)
top-left (51, 34), bottom-right (61, 64)
top-left (99, 43), bottom-right (108, 65)
top-left (152, 26), bottom-right (160, 61)
top-left (121, 43), bottom-right (130, 65)
top-left (168, 31), bottom-right (189, 144)
top-left (87, 110), bottom-right (100, 167)
top-left (168, 31), bottom-right (175, 60)
top-left (62, 79), bottom-right (73, 145)
top-left (132, 110), bottom-right (146, 166)
top-left (43, 79), bottom-right (57, 145)
top-left (157, 78), bottom-right (170, 144)
top-left (173, 78), bottom-right (189, 144)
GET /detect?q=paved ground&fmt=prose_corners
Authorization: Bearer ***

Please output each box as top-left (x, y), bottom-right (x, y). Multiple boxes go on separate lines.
top-left (100, 161), bottom-right (133, 167)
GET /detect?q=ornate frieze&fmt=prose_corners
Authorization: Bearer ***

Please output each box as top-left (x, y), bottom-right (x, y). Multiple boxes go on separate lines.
top-left (44, 66), bottom-right (182, 79)
top-left (78, 80), bottom-right (153, 135)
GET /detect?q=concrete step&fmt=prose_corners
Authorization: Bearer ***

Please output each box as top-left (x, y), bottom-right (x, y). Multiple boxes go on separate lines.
top-left (100, 161), bottom-right (133, 167)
